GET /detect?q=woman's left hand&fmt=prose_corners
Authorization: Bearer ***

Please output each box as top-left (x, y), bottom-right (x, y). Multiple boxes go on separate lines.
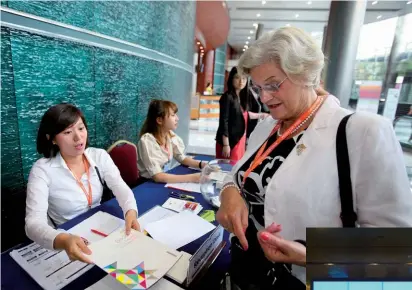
top-left (125, 210), bottom-right (140, 235)
top-left (257, 223), bottom-right (306, 267)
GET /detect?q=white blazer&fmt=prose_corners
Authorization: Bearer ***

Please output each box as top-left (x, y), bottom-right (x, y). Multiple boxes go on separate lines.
top-left (223, 96), bottom-right (412, 283)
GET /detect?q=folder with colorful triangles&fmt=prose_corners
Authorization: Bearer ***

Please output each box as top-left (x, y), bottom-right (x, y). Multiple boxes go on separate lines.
top-left (87, 228), bottom-right (182, 289)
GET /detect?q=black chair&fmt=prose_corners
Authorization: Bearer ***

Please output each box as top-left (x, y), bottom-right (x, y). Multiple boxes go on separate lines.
top-left (1, 187), bottom-right (28, 251)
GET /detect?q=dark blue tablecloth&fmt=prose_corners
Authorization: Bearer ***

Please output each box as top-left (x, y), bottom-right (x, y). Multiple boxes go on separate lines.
top-left (1, 156), bottom-right (231, 290)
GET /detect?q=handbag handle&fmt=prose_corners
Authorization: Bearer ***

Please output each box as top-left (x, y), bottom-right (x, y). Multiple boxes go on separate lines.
top-left (336, 113), bottom-right (357, 227)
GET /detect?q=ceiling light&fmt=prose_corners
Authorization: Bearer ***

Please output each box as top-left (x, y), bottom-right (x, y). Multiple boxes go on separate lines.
top-left (200, 46), bottom-right (203, 49)
top-left (377, 15), bottom-right (382, 19)
top-left (408, 1), bottom-right (412, 4)
top-left (307, 1), bottom-right (312, 4)
top-left (248, 36), bottom-right (251, 39)
top-left (250, 30), bottom-right (254, 34)
top-left (372, 1), bottom-right (378, 5)
top-left (325, 263), bottom-right (334, 266)
top-left (246, 41), bottom-right (249, 44)
top-left (262, 0), bottom-right (266, 4)
top-left (243, 48), bottom-right (246, 52)
top-left (196, 41), bottom-right (200, 45)
top-left (295, 14), bottom-right (299, 18)
top-left (257, 13), bottom-right (261, 17)
top-left (253, 23), bottom-right (258, 27)
top-left (286, 24), bottom-right (291, 27)
top-left (369, 263), bottom-right (379, 266)
top-left (244, 45), bottom-right (248, 48)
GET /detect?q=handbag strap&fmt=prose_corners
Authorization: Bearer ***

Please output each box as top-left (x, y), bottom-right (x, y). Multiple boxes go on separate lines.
top-left (336, 113), bottom-right (357, 227)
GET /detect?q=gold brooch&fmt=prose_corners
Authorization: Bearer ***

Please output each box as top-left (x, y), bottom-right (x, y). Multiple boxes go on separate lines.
top-left (296, 144), bottom-right (307, 156)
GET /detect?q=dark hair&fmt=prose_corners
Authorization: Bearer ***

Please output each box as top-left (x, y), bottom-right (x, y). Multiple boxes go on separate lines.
top-left (227, 67), bottom-right (249, 110)
top-left (227, 67), bottom-right (240, 93)
top-left (37, 103), bottom-right (88, 158)
top-left (139, 99), bottom-right (178, 145)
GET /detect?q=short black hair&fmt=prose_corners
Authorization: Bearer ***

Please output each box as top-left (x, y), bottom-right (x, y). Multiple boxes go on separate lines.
top-left (37, 103), bottom-right (88, 158)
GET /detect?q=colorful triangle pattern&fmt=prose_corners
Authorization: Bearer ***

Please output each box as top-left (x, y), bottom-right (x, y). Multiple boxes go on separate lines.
top-left (103, 261), bottom-right (158, 289)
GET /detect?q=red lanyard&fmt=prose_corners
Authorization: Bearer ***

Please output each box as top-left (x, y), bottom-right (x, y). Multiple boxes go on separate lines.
top-left (241, 96), bottom-right (325, 189)
top-left (67, 156), bottom-right (93, 208)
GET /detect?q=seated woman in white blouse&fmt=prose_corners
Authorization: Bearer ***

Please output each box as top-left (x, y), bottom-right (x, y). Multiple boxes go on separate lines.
top-left (25, 103), bottom-right (140, 264)
top-left (137, 99), bottom-right (206, 183)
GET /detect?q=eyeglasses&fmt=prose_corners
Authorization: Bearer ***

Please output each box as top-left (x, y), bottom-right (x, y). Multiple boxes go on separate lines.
top-left (250, 77), bottom-right (288, 95)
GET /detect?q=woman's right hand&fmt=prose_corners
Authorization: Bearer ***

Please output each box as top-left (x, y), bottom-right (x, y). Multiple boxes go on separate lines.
top-left (55, 233), bottom-right (93, 264)
top-left (216, 186), bottom-right (249, 250)
top-left (222, 145), bottom-right (231, 158)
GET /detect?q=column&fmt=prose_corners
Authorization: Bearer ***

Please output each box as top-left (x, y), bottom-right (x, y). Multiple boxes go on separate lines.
top-left (322, 0), bottom-right (367, 108)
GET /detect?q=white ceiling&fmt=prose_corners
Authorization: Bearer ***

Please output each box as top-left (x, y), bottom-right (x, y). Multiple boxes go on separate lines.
top-left (227, 0), bottom-right (411, 52)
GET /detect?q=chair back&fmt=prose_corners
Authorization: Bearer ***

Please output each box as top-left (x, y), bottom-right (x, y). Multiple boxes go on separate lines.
top-left (107, 140), bottom-right (139, 188)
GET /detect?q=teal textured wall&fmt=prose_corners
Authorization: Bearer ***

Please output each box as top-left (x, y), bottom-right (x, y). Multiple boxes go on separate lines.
top-left (213, 43), bottom-right (227, 95)
top-left (1, 1), bottom-right (195, 190)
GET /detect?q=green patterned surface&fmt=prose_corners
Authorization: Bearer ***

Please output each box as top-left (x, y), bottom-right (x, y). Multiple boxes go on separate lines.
top-left (5, 1), bottom-right (195, 65)
top-left (1, 2), bottom-right (195, 191)
top-left (1, 27), bottom-right (24, 191)
top-left (213, 43), bottom-right (227, 94)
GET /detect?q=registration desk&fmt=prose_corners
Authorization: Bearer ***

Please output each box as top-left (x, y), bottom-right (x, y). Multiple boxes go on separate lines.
top-left (1, 156), bottom-right (231, 290)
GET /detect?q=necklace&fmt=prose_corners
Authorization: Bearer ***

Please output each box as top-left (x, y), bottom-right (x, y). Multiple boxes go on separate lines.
top-left (277, 98), bottom-right (324, 137)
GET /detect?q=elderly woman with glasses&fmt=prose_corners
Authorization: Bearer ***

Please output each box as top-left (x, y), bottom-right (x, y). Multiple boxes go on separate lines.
top-left (217, 27), bottom-right (412, 289)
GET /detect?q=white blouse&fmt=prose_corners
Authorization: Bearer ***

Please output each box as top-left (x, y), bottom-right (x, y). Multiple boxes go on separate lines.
top-left (137, 132), bottom-right (186, 179)
top-left (25, 147), bottom-right (138, 249)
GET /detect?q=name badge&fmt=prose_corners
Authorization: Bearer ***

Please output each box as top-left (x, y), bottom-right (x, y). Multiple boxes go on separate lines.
top-left (186, 225), bottom-right (225, 285)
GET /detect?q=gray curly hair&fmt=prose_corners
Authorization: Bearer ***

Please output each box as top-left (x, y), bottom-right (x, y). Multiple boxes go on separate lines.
top-left (238, 27), bottom-right (325, 88)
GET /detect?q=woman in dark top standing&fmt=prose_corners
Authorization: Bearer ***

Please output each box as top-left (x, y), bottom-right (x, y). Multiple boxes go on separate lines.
top-left (216, 67), bottom-right (268, 161)
top-left (246, 78), bottom-right (270, 140)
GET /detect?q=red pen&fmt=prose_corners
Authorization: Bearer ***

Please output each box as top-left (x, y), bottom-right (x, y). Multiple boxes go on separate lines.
top-left (166, 186), bottom-right (192, 193)
top-left (91, 229), bottom-right (108, 237)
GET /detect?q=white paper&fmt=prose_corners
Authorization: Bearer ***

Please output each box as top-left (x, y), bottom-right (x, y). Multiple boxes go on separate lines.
top-left (137, 205), bottom-right (177, 232)
top-left (165, 183), bottom-right (201, 193)
top-left (209, 171), bottom-right (226, 182)
top-left (162, 198), bottom-right (203, 215)
top-left (10, 243), bottom-right (92, 290)
top-left (8, 212), bottom-right (120, 290)
top-left (87, 228), bottom-right (182, 289)
top-left (145, 211), bottom-right (216, 250)
top-left (86, 275), bottom-right (184, 290)
top-left (68, 211), bottom-right (124, 243)
top-left (166, 251), bottom-right (192, 284)
top-left (86, 275), bottom-right (128, 290)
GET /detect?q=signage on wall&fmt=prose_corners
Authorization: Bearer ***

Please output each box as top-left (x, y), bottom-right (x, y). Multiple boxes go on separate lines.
top-left (383, 88), bottom-right (400, 121)
top-left (356, 81), bottom-right (382, 114)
